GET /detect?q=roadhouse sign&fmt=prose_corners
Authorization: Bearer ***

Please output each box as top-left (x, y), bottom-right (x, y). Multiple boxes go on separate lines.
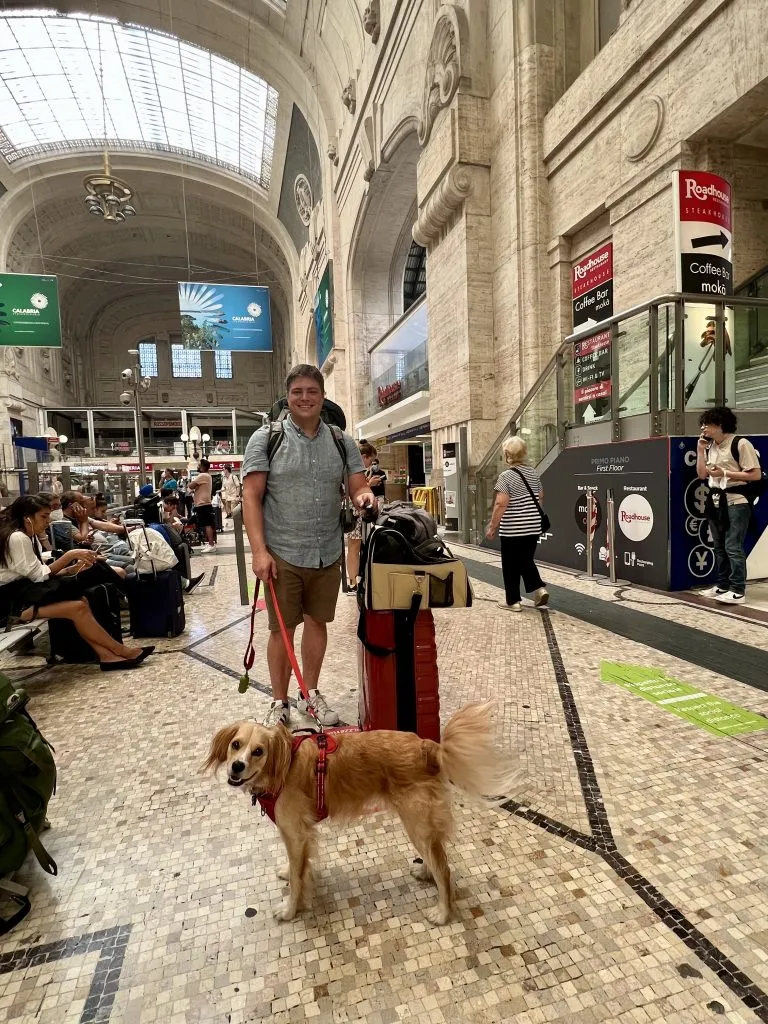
top-left (673, 170), bottom-right (733, 296)
top-left (572, 242), bottom-right (613, 329)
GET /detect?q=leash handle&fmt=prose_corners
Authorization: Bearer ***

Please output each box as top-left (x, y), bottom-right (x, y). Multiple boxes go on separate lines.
top-left (268, 577), bottom-right (313, 706)
top-left (239, 579), bottom-right (261, 692)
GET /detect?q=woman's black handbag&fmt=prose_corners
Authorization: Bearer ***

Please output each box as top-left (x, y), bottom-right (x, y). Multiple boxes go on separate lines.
top-left (511, 468), bottom-right (551, 533)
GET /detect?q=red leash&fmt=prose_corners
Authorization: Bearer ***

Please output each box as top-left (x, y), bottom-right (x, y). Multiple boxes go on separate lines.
top-left (240, 577), bottom-right (311, 707)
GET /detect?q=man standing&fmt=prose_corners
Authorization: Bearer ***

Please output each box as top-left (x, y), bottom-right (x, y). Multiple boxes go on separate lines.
top-left (189, 459), bottom-right (218, 553)
top-left (242, 364), bottom-right (375, 727)
top-left (697, 406), bottom-right (761, 605)
top-left (220, 464), bottom-right (241, 518)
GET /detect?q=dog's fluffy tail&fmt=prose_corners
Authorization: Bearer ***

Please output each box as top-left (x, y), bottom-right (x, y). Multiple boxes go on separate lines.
top-left (439, 702), bottom-right (520, 800)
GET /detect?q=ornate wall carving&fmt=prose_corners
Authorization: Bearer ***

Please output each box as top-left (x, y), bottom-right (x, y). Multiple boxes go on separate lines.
top-left (418, 5), bottom-right (465, 147)
top-left (625, 94), bottom-right (665, 162)
top-left (342, 79), bottom-right (357, 115)
top-left (363, 0), bottom-right (380, 44)
top-left (412, 165), bottom-right (473, 247)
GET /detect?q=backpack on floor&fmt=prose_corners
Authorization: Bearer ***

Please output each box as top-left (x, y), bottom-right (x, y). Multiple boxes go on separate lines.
top-left (0, 675), bottom-right (57, 883)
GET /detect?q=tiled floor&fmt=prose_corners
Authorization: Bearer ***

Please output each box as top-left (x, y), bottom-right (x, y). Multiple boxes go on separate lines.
top-left (1, 539), bottom-right (767, 1024)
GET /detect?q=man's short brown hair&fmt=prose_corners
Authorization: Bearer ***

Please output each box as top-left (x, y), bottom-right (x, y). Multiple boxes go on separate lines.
top-left (285, 364), bottom-right (325, 393)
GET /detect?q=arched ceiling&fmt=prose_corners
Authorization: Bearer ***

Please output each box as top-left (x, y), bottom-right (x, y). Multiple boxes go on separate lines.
top-left (0, 0), bottom-right (369, 368)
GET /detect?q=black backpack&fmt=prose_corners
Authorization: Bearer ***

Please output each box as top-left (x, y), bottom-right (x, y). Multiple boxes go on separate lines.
top-left (371, 502), bottom-right (447, 562)
top-left (729, 436), bottom-right (766, 504)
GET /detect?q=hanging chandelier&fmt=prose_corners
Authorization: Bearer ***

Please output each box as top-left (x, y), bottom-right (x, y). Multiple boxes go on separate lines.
top-left (83, 152), bottom-right (137, 222)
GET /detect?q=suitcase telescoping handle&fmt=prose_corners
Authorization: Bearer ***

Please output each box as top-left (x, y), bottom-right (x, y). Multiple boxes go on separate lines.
top-left (123, 518), bottom-right (158, 579)
top-left (356, 592), bottom-right (422, 657)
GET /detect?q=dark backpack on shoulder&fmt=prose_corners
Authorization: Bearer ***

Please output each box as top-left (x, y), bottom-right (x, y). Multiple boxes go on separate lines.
top-left (729, 436), bottom-right (766, 504)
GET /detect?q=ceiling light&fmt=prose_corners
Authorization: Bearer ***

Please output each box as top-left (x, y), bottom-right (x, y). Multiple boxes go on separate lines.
top-left (83, 154), bottom-right (137, 223)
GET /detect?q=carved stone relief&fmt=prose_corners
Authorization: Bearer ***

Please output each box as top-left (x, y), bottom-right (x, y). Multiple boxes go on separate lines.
top-left (412, 165), bottom-right (473, 248)
top-left (626, 94), bottom-right (665, 162)
top-left (363, 0), bottom-right (380, 44)
top-left (327, 142), bottom-right (339, 167)
top-left (294, 174), bottom-right (314, 225)
top-left (418, 5), bottom-right (464, 147)
top-left (342, 79), bottom-right (356, 115)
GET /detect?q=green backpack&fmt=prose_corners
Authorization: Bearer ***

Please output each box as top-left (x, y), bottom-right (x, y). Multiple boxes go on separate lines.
top-left (0, 674), bottom-right (57, 882)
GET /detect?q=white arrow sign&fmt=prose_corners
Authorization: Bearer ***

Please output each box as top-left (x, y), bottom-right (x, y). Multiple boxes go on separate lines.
top-left (583, 404), bottom-right (597, 423)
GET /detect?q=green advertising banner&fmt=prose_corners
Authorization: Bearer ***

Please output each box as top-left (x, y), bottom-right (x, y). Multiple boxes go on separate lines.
top-left (0, 273), bottom-right (62, 348)
top-left (601, 661), bottom-right (768, 737)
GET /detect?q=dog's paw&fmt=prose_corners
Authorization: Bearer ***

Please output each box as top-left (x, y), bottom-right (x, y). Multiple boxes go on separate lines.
top-left (276, 864), bottom-right (290, 881)
top-left (274, 900), bottom-right (298, 922)
top-left (411, 861), bottom-right (432, 882)
top-left (425, 904), bottom-right (452, 926)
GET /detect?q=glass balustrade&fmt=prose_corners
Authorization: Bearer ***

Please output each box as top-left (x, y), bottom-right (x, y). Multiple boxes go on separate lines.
top-left (471, 293), bottom-right (768, 542)
top-left (365, 298), bottom-right (429, 416)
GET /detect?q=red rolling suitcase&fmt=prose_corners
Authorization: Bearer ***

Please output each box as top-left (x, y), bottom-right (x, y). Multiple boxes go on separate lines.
top-left (357, 605), bottom-right (441, 742)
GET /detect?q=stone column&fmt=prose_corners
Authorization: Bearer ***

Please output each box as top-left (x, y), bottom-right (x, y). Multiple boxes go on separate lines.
top-left (413, 6), bottom-right (496, 467)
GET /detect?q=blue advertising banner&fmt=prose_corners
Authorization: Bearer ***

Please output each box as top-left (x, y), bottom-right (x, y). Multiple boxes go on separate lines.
top-left (178, 282), bottom-right (272, 351)
top-left (669, 436), bottom-right (768, 590)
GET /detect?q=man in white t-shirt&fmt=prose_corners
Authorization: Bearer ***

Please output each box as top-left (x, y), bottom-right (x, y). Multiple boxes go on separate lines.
top-left (696, 406), bottom-right (761, 605)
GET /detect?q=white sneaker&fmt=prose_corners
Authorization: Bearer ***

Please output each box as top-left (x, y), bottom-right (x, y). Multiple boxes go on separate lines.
top-left (498, 601), bottom-right (522, 611)
top-left (199, 543), bottom-right (212, 554)
top-left (715, 591), bottom-right (745, 604)
top-left (296, 689), bottom-right (339, 726)
top-left (702, 586), bottom-right (728, 599)
top-left (263, 700), bottom-right (291, 727)
top-left (533, 587), bottom-right (549, 607)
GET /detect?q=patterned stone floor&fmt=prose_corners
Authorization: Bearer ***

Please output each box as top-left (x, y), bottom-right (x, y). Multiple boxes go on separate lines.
top-left (1, 540), bottom-right (767, 1024)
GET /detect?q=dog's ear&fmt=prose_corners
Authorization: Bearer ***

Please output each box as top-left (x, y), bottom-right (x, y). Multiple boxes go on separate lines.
top-left (259, 723), bottom-right (293, 793)
top-left (201, 723), bottom-right (239, 774)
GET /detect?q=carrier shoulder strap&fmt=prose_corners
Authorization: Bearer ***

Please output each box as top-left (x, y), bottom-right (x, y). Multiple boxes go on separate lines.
top-left (730, 435), bottom-right (743, 468)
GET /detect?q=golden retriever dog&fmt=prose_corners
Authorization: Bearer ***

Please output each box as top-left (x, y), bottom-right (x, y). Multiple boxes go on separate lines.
top-left (203, 704), bottom-right (513, 925)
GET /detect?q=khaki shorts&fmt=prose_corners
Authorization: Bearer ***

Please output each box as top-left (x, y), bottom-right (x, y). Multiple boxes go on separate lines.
top-left (264, 551), bottom-right (342, 632)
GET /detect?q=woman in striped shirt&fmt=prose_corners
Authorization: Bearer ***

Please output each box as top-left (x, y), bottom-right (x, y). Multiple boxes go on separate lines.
top-left (486, 437), bottom-right (549, 611)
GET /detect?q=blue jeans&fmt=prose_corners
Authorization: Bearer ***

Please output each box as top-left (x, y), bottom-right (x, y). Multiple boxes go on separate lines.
top-left (708, 503), bottom-right (750, 594)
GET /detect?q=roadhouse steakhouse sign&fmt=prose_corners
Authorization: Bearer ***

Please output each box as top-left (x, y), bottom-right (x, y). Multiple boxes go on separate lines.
top-left (572, 242), bottom-right (613, 329)
top-left (673, 170), bottom-right (733, 296)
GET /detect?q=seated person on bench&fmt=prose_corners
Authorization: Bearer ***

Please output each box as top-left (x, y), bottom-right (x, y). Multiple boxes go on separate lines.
top-left (125, 521), bottom-right (205, 595)
top-left (0, 496), bottom-right (153, 670)
top-left (89, 497), bottom-right (136, 572)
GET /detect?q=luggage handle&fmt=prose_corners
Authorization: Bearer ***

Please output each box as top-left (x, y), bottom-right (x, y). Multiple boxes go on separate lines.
top-left (357, 593), bottom-right (422, 656)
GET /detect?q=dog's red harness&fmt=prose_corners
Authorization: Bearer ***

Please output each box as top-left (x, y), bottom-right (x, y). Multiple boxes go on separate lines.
top-left (242, 578), bottom-right (360, 825)
top-left (252, 730), bottom-right (338, 823)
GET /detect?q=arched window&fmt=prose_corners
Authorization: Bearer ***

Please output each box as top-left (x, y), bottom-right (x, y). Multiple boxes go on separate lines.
top-left (403, 241), bottom-right (427, 312)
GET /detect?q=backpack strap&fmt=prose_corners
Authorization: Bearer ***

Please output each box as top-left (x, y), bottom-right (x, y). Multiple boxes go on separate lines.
top-left (266, 422), bottom-right (285, 465)
top-left (266, 422), bottom-right (348, 469)
top-left (730, 435), bottom-right (743, 468)
top-left (329, 425), bottom-right (348, 471)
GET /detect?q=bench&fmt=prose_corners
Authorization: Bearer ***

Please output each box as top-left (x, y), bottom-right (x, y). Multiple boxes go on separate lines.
top-left (0, 620), bottom-right (47, 656)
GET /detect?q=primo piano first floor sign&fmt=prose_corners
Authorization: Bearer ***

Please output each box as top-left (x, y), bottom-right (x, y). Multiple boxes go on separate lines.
top-left (0, 273), bottom-right (62, 348)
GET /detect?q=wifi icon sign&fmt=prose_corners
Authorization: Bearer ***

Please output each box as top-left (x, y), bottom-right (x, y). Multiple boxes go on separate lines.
top-left (575, 542), bottom-right (586, 556)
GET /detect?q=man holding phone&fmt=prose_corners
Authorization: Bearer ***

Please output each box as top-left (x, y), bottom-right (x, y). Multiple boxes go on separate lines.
top-left (242, 364), bottom-right (374, 727)
top-left (696, 406), bottom-right (761, 604)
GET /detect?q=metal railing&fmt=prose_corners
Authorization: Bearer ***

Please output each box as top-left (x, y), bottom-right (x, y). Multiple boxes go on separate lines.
top-left (472, 292), bottom-right (768, 542)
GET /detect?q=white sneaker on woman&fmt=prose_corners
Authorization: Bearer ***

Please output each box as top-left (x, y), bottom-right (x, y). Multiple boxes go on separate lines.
top-left (498, 601), bottom-right (522, 611)
top-left (533, 588), bottom-right (549, 607)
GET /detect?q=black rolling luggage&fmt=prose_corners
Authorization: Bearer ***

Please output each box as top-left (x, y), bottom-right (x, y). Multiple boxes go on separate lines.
top-left (128, 570), bottom-right (185, 638)
top-left (47, 583), bottom-right (122, 664)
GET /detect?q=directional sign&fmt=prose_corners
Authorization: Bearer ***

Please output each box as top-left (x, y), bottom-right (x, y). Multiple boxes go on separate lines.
top-left (573, 328), bottom-right (611, 423)
top-left (673, 171), bottom-right (732, 296)
top-left (572, 242), bottom-right (613, 329)
top-left (601, 661), bottom-right (768, 737)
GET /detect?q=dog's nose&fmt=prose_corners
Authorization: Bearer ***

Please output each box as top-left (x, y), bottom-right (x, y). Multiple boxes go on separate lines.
top-left (231, 760), bottom-right (246, 775)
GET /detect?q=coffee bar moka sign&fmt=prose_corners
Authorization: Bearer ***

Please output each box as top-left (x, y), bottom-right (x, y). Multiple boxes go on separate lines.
top-left (673, 171), bottom-right (733, 296)
top-left (572, 243), bottom-right (613, 329)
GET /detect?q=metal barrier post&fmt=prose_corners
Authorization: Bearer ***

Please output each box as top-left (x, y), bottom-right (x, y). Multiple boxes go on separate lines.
top-left (597, 488), bottom-right (627, 586)
top-left (232, 503), bottom-right (250, 606)
top-left (578, 491), bottom-right (598, 579)
top-left (26, 460), bottom-right (39, 494)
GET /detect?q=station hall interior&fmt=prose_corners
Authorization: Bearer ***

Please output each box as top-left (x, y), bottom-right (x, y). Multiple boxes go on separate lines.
top-left (1, 1), bottom-right (768, 1023)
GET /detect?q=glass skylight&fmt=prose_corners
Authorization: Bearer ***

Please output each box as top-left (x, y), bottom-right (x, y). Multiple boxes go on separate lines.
top-left (0, 11), bottom-right (279, 188)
